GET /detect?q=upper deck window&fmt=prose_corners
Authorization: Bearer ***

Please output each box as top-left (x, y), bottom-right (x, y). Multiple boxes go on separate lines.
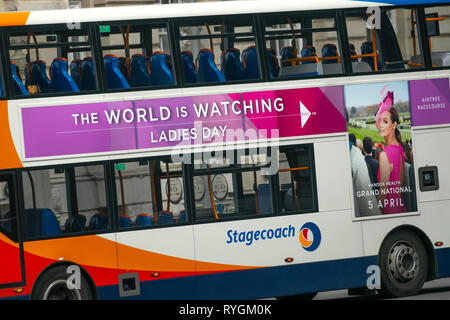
top-left (177, 15), bottom-right (261, 85)
top-left (7, 25), bottom-right (98, 96)
top-left (345, 8), bottom-right (425, 73)
top-left (424, 5), bottom-right (450, 68)
top-left (100, 22), bottom-right (175, 90)
top-left (263, 12), bottom-right (343, 79)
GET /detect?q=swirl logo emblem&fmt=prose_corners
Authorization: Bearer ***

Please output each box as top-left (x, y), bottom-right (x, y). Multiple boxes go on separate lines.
top-left (299, 222), bottom-right (321, 251)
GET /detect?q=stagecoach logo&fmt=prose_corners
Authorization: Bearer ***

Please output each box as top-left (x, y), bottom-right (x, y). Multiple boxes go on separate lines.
top-left (299, 222), bottom-right (321, 252)
top-left (225, 222), bottom-right (321, 252)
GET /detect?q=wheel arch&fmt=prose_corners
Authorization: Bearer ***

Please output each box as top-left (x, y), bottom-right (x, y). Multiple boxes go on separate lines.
top-left (30, 261), bottom-right (98, 299)
top-left (378, 225), bottom-right (438, 282)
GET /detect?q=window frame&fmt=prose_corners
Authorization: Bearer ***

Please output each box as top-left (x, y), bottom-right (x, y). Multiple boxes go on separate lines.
top-left (97, 18), bottom-right (180, 93)
top-left (18, 161), bottom-right (114, 241)
top-left (5, 23), bottom-right (103, 99)
top-left (421, 3), bottom-right (450, 71)
top-left (174, 13), bottom-right (266, 87)
top-left (260, 9), bottom-right (348, 81)
top-left (0, 4), bottom-right (446, 99)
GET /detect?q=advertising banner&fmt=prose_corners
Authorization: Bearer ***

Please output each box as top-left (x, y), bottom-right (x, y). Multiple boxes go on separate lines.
top-left (345, 80), bottom-right (417, 216)
top-left (22, 86), bottom-right (347, 158)
top-left (409, 78), bottom-right (450, 127)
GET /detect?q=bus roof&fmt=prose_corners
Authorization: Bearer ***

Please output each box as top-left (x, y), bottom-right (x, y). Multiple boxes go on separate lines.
top-left (0, 0), bottom-right (443, 27)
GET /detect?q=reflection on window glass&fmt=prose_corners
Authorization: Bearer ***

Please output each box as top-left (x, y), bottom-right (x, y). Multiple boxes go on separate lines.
top-left (9, 27), bottom-right (97, 96)
top-left (157, 161), bottom-right (186, 225)
top-left (425, 6), bottom-right (450, 67)
top-left (278, 145), bottom-right (315, 213)
top-left (21, 165), bottom-right (108, 239)
top-left (346, 8), bottom-right (423, 73)
top-left (101, 23), bottom-right (174, 89)
top-left (194, 151), bottom-right (273, 222)
top-left (0, 179), bottom-right (17, 242)
top-left (113, 160), bottom-right (187, 228)
top-left (178, 16), bottom-right (260, 84)
top-left (264, 13), bottom-right (343, 78)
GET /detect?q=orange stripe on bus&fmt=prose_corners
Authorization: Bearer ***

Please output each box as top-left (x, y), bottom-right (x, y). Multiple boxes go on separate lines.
top-left (0, 12), bottom-right (30, 26)
top-left (0, 101), bottom-right (23, 170)
top-left (25, 235), bottom-right (259, 273)
top-left (24, 235), bottom-right (119, 270)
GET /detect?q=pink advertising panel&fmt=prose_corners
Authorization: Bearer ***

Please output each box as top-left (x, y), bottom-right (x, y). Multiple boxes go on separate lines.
top-left (21, 86), bottom-right (347, 159)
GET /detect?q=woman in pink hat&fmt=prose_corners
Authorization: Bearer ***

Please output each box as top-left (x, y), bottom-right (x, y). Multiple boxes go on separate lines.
top-left (376, 90), bottom-right (406, 214)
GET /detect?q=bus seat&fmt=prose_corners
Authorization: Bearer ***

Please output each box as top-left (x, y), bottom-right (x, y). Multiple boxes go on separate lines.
top-left (181, 51), bottom-right (198, 84)
top-left (266, 48), bottom-right (280, 78)
top-left (70, 59), bottom-right (82, 88)
top-left (322, 44), bottom-right (338, 64)
top-left (119, 214), bottom-right (132, 228)
top-left (281, 46), bottom-right (296, 67)
top-left (64, 213), bottom-right (87, 233)
top-left (118, 57), bottom-right (130, 82)
top-left (197, 49), bottom-right (226, 83)
top-left (223, 48), bottom-right (246, 81)
top-left (11, 63), bottom-right (29, 95)
top-left (361, 41), bottom-right (378, 70)
top-left (242, 46), bottom-right (260, 79)
top-left (300, 46), bottom-right (317, 64)
top-left (25, 208), bottom-right (61, 238)
top-left (349, 43), bottom-right (358, 62)
top-left (130, 54), bottom-right (151, 87)
top-left (178, 210), bottom-right (186, 223)
top-left (135, 213), bottom-right (152, 227)
top-left (150, 52), bottom-right (174, 86)
top-left (50, 58), bottom-right (80, 93)
top-left (104, 54), bottom-right (130, 89)
top-left (323, 63), bottom-right (342, 74)
top-left (80, 57), bottom-right (96, 91)
top-left (279, 63), bottom-right (322, 78)
top-left (89, 212), bottom-right (108, 231)
top-left (1, 211), bottom-right (13, 233)
top-left (26, 60), bottom-right (53, 93)
top-left (157, 211), bottom-right (174, 224)
top-left (431, 52), bottom-right (450, 67)
top-left (412, 52), bottom-right (450, 67)
top-left (257, 184), bottom-right (272, 214)
top-left (351, 61), bottom-right (371, 73)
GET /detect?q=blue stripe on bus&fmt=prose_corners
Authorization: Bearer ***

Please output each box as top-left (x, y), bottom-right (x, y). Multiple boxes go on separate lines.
top-left (3, 248), bottom-right (449, 300)
top-left (97, 255), bottom-right (378, 299)
top-left (436, 247), bottom-right (450, 278)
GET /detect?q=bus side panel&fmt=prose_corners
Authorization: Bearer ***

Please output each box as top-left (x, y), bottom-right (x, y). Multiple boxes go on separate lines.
top-left (0, 100), bottom-right (23, 170)
top-left (361, 126), bottom-right (450, 278)
top-left (189, 138), bottom-right (368, 298)
top-left (19, 234), bottom-right (119, 298)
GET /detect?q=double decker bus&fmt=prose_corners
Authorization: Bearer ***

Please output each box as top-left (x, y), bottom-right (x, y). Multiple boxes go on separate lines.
top-left (0, 0), bottom-right (449, 300)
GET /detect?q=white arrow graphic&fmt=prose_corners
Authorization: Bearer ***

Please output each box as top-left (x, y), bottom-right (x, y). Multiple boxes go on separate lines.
top-left (300, 101), bottom-right (311, 128)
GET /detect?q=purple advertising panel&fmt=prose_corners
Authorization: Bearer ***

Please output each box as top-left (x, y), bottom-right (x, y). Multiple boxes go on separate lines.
top-left (345, 81), bottom-right (417, 217)
top-left (21, 86), bottom-right (347, 159)
top-left (409, 78), bottom-right (450, 127)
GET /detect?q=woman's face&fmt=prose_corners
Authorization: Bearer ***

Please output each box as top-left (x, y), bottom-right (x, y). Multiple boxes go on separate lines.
top-left (378, 111), bottom-right (397, 138)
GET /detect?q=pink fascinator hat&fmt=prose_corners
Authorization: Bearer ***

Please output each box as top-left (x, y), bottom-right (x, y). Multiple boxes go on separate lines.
top-left (375, 87), bottom-right (394, 128)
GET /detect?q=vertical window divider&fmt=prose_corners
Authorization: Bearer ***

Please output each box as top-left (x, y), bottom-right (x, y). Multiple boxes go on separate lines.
top-left (182, 162), bottom-right (195, 224)
top-left (104, 161), bottom-right (118, 232)
top-left (1, 28), bottom-right (15, 99)
top-left (254, 14), bottom-right (270, 81)
top-left (337, 10), bottom-right (352, 76)
top-left (168, 19), bottom-right (184, 88)
top-left (415, 6), bottom-right (432, 70)
top-left (90, 23), bottom-right (107, 92)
